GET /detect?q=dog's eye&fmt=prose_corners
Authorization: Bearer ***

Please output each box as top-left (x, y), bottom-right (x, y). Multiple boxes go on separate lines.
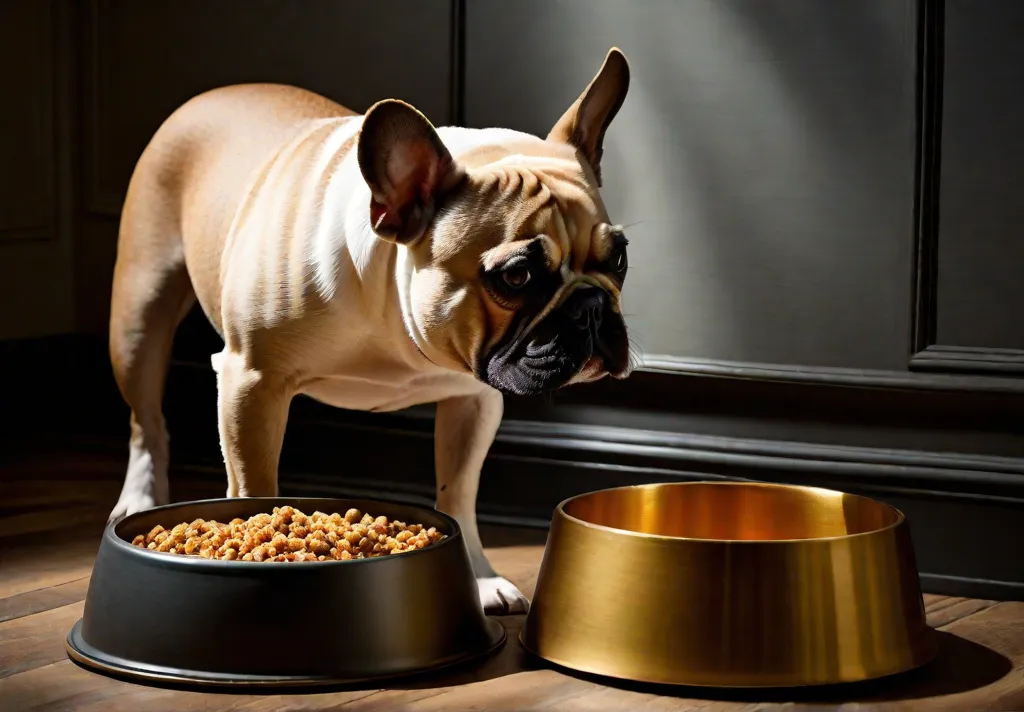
top-left (502, 266), bottom-right (531, 289)
top-left (610, 245), bottom-right (628, 274)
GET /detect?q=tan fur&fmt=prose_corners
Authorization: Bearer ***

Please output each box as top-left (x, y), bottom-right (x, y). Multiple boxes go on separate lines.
top-left (108, 49), bottom-right (631, 614)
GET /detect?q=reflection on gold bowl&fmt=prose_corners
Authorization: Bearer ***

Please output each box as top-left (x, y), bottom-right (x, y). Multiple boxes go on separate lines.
top-left (521, 482), bottom-right (937, 688)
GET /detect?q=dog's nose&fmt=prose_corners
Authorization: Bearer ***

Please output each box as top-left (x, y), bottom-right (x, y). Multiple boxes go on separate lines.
top-left (565, 288), bottom-right (607, 336)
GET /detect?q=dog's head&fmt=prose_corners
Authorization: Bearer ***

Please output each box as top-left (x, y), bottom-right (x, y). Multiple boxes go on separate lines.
top-left (357, 48), bottom-right (632, 396)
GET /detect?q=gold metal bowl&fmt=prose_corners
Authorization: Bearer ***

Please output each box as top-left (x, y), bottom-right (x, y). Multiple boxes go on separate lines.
top-left (521, 481), bottom-right (937, 688)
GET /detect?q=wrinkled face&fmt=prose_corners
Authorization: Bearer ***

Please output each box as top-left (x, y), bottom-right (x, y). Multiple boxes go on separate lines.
top-left (405, 158), bottom-right (631, 395)
top-left (357, 48), bottom-right (633, 396)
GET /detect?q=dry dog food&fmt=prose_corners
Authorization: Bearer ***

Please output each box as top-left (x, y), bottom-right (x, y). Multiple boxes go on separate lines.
top-left (130, 506), bottom-right (445, 562)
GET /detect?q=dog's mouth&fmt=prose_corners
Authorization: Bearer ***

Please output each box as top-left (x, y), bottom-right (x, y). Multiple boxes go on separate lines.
top-left (480, 288), bottom-right (631, 397)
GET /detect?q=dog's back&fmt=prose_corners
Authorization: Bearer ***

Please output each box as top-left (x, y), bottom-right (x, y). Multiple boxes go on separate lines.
top-left (117, 84), bottom-right (357, 331)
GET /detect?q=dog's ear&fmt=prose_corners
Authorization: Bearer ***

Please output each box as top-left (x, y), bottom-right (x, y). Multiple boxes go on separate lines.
top-left (358, 100), bottom-right (463, 243)
top-left (547, 47), bottom-right (630, 186)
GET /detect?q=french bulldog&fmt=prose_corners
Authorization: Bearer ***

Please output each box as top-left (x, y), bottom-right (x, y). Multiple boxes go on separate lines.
top-left (108, 47), bottom-right (633, 614)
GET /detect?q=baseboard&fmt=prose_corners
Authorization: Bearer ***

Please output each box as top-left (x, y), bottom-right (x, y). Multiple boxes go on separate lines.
top-left (918, 573), bottom-right (1024, 602)
top-left (910, 345), bottom-right (1024, 377)
top-left (3, 333), bottom-right (1023, 601)
top-left (640, 353), bottom-right (1024, 394)
top-left (160, 355), bottom-right (1024, 602)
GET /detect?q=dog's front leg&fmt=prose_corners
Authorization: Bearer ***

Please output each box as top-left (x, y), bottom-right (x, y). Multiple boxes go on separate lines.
top-left (216, 351), bottom-right (293, 498)
top-left (434, 388), bottom-right (529, 615)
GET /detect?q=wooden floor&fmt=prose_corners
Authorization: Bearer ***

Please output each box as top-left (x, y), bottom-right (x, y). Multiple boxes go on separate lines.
top-left (2, 450), bottom-right (1024, 711)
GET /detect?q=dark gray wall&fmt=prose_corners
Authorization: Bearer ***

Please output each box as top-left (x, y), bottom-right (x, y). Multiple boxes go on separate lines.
top-left (84, 0), bottom-right (454, 217)
top-left (937, 0), bottom-right (1024, 351)
top-left (465, 0), bottom-right (918, 370)
top-left (2, 0), bottom-right (1023, 599)
top-left (0, 0), bottom-right (457, 340)
top-left (0, 0), bottom-right (76, 339)
top-left (78, 0), bottom-right (456, 334)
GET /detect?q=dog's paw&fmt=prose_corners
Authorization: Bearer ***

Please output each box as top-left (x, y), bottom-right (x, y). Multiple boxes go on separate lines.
top-left (109, 445), bottom-right (169, 523)
top-left (477, 576), bottom-right (530, 615)
top-left (107, 492), bottom-right (158, 523)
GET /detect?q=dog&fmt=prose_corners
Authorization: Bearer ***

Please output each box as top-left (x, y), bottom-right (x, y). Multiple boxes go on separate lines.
top-left (108, 47), bottom-right (633, 614)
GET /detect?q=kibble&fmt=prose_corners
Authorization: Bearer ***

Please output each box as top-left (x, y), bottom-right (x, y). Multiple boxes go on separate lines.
top-left (130, 506), bottom-right (445, 562)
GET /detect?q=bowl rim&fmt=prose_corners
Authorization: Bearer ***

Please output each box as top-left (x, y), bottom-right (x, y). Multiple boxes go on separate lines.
top-left (555, 480), bottom-right (906, 544)
top-left (107, 496), bottom-right (464, 568)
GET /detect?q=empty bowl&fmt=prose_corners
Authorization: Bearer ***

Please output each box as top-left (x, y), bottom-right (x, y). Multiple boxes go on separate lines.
top-left (66, 497), bottom-right (504, 688)
top-left (521, 481), bottom-right (937, 687)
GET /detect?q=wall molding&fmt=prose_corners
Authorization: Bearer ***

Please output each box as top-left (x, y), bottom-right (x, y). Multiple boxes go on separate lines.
top-left (3, 334), bottom-right (1023, 601)
top-left (0, 0), bottom-right (59, 244)
top-left (282, 407), bottom-right (1024, 503)
top-left (164, 351), bottom-right (1024, 602)
top-left (448, 0), bottom-right (466, 126)
top-left (638, 353), bottom-right (1024, 394)
top-left (908, 0), bottom-right (1023, 378)
top-left (910, 345), bottom-right (1024, 376)
top-left (910, 0), bottom-right (945, 360)
top-left (279, 407), bottom-right (1024, 602)
top-left (0, 227), bottom-right (52, 243)
top-left (83, 0), bottom-right (124, 218)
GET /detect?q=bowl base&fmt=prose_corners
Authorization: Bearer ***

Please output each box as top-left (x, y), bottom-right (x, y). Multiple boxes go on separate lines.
top-left (66, 618), bottom-right (506, 691)
top-left (519, 630), bottom-right (937, 689)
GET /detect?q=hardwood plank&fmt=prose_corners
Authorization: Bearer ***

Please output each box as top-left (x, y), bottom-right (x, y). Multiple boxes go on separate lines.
top-left (0, 661), bottom-right (382, 712)
top-left (0, 661), bottom-right (115, 712)
top-left (477, 525), bottom-right (549, 549)
top-left (358, 670), bottom-right (600, 712)
top-left (0, 600), bottom-right (1022, 711)
top-left (5, 480), bottom-right (122, 509)
top-left (771, 602), bottom-right (1023, 712)
top-left (0, 601), bottom-right (83, 679)
top-left (2, 453), bottom-right (1022, 711)
top-left (0, 578), bottom-right (90, 623)
top-left (896, 602), bottom-right (1024, 711)
top-left (929, 598), bottom-right (1001, 629)
top-left (0, 535), bottom-right (100, 599)
top-left (0, 505), bottom-right (109, 539)
top-left (525, 684), bottom-right (770, 712)
top-left (0, 453), bottom-right (126, 482)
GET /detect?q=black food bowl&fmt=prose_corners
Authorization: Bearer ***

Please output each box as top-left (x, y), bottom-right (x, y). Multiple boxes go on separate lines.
top-left (65, 497), bottom-right (505, 688)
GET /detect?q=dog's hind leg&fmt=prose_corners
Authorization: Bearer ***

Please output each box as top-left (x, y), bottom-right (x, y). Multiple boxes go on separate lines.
top-left (107, 171), bottom-right (196, 522)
